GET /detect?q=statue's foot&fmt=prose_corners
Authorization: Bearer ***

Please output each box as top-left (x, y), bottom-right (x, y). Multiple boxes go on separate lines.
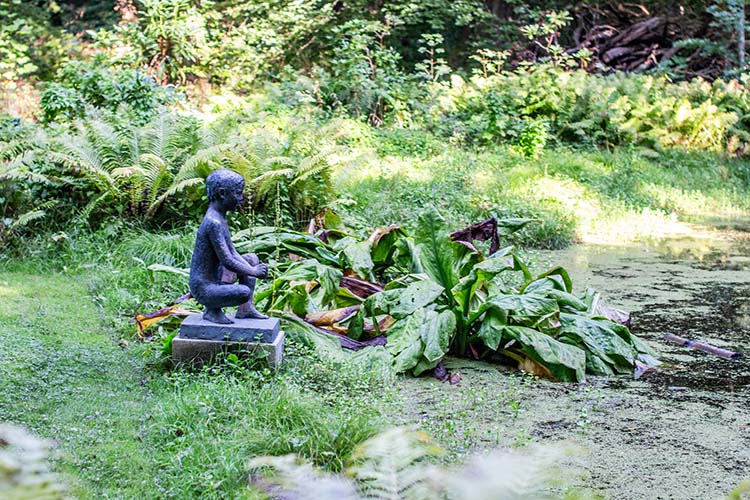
top-left (236, 304), bottom-right (269, 320)
top-left (203, 309), bottom-right (233, 324)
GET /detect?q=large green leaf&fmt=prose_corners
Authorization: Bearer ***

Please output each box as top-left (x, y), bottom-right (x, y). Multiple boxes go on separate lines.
top-left (476, 308), bottom-right (508, 350)
top-left (286, 283), bottom-right (316, 316)
top-left (557, 338), bottom-right (615, 376)
top-left (530, 266), bottom-right (573, 293)
top-left (606, 318), bottom-right (658, 358)
top-left (386, 310), bottom-right (433, 373)
top-left (364, 279), bottom-right (444, 320)
top-left (280, 313), bottom-right (346, 361)
top-left (546, 289), bottom-right (588, 312)
top-left (234, 227), bottom-right (339, 266)
top-left (342, 238), bottom-right (375, 281)
top-left (322, 208), bottom-right (346, 231)
top-left (334, 287), bottom-right (366, 308)
top-left (269, 259), bottom-right (343, 309)
top-left (415, 207), bottom-right (458, 297)
top-left (370, 226), bottom-right (409, 267)
top-left (559, 313), bottom-right (636, 368)
top-left (503, 326), bottom-right (587, 382)
top-left (421, 309), bottom-right (457, 362)
top-left (477, 294), bottom-right (560, 331)
top-left (385, 309), bottom-right (426, 356)
top-left (411, 355), bottom-right (440, 376)
top-left (393, 338), bottom-right (425, 374)
top-left (452, 245), bottom-right (516, 313)
top-left (497, 217), bottom-right (537, 235)
top-left (522, 275), bottom-right (568, 295)
top-left (392, 236), bottom-right (423, 274)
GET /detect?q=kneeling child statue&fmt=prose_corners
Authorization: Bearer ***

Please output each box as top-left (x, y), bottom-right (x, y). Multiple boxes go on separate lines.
top-left (189, 169), bottom-right (269, 324)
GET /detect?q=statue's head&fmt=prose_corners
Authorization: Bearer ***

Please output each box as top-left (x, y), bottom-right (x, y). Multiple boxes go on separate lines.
top-left (206, 169), bottom-right (245, 210)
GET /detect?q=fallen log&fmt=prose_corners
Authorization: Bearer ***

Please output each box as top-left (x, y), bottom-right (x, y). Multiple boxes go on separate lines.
top-left (664, 333), bottom-right (743, 360)
top-left (602, 46), bottom-right (635, 63)
top-left (604, 17), bottom-right (666, 48)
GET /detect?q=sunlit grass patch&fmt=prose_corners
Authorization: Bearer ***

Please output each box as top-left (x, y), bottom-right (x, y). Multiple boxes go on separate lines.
top-left (335, 133), bottom-right (750, 248)
top-left (0, 284), bottom-right (18, 298)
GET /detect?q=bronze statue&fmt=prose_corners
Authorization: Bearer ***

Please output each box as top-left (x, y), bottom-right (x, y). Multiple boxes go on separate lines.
top-left (189, 169), bottom-right (269, 324)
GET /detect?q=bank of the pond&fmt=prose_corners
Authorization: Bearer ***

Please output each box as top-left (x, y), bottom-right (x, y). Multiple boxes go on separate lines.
top-left (393, 221), bottom-right (750, 499)
top-left (337, 140), bottom-right (750, 248)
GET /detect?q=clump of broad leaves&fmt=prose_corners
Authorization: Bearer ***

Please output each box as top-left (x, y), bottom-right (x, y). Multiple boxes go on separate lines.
top-left (235, 208), bottom-right (657, 383)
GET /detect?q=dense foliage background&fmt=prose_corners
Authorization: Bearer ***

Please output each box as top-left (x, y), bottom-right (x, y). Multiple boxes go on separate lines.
top-left (3, 0), bottom-right (750, 248)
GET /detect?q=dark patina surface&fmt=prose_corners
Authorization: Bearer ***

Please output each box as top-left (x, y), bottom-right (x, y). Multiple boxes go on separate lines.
top-left (189, 169), bottom-right (270, 324)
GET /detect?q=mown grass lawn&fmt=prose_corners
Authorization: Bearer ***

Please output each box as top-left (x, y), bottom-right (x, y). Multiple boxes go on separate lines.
top-left (0, 270), bottom-right (391, 499)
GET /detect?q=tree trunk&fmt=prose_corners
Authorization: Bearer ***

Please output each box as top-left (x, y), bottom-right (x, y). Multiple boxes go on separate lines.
top-left (738, 0), bottom-right (746, 70)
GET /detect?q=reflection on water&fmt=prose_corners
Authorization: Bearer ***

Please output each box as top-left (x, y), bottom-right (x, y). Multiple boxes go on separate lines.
top-left (648, 235), bottom-right (750, 270)
top-left (639, 215), bottom-right (750, 270)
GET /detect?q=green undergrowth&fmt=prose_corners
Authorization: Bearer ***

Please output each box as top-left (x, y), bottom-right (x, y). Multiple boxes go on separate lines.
top-left (0, 270), bottom-right (393, 499)
top-left (336, 127), bottom-right (750, 247)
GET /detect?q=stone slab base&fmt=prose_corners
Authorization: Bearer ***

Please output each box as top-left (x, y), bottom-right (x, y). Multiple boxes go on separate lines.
top-left (179, 313), bottom-right (280, 343)
top-left (172, 330), bottom-right (285, 368)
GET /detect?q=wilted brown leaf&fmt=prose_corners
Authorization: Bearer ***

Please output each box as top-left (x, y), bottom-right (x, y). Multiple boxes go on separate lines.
top-left (340, 276), bottom-right (383, 299)
top-left (305, 306), bottom-right (361, 327)
top-left (363, 315), bottom-right (396, 335)
top-left (368, 224), bottom-right (400, 244)
top-left (450, 217), bottom-right (500, 255)
top-left (517, 356), bottom-right (554, 380)
top-left (135, 305), bottom-right (192, 339)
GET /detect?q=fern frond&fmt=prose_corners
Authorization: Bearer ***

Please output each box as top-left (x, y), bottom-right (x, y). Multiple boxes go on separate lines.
top-left (111, 165), bottom-right (148, 178)
top-left (0, 139), bottom-right (33, 161)
top-left (47, 145), bottom-right (117, 194)
top-left (145, 113), bottom-right (172, 159)
top-left (146, 163), bottom-right (174, 210)
top-left (346, 427), bottom-right (441, 500)
top-left (437, 444), bottom-right (568, 500)
top-left (248, 455), bottom-right (359, 500)
top-left (261, 156), bottom-right (297, 169)
top-left (79, 191), bottom-right (112, 223)
top-left (180, 144), bottom-right (233, 176)
top-left (139, 153), bottom-right (168, 181)
top-left (10, 210), bottom-right (47, 230)
top-left (253, 168), bottom-right (296, 199)
top-left (249, 128), bottom-right (283, 159)
top-left (252, 168), bottom-right (295, 184)
top-left (84, 119), bottom-right (123, 172)
top-left (1, 152), bottom-right (50, 184)
top-left (246, 428), bottom-right (579, 500)
top-left (291, 154), bottom-right (331, 186)
top-left (148, 177), bottom-right (204, 215)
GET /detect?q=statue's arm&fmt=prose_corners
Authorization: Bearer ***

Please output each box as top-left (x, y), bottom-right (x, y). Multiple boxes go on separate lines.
top-left (208, 222), bottom-right (256, 275)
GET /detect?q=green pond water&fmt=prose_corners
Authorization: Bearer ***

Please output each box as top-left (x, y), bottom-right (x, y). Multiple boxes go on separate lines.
top-left (397, 217), bottom-right (750, 500)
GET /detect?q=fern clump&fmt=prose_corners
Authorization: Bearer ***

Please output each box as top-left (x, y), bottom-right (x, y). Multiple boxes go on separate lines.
top-left (0, 424), bottom-right (67, 499)
top-left (249, 427), bottom-right (592, 500)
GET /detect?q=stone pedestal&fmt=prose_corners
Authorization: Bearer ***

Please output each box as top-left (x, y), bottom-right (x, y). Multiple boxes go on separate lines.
top-left (172, 313), bottom-right (284, 368)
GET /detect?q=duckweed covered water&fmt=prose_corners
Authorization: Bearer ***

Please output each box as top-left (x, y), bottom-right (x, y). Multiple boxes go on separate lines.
top-left (396, 218), bottom-right (750, 499)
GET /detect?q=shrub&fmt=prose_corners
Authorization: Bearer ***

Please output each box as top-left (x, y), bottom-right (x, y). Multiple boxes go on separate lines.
top-left (429, 64), bottom-right (747, 154)
top-left (40, 60), bottom-right (177, 124)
